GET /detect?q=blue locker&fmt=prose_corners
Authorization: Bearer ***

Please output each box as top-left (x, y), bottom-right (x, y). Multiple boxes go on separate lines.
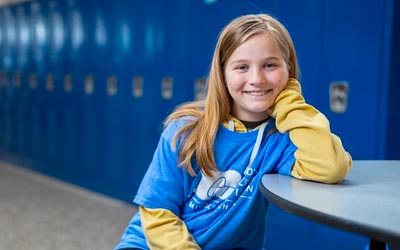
top-left (12, 4), bottom-right (31, 157)
top-left (1, 7), bottom-right (16, 153)
top-left (122, 1), bottom-right (152, 200)
top-left (7, 5), bottom-right (18, 155)
top-left (102, 0), bottom-right (127, 185)
top-left (106, 0), bottom-right (137, 200)
top-left (59, 0), bottom-right (84, 180)
top-left (0, 8), bottom-right (6, 150)
top-left (79, 0), bottom-right (104, 188)
top-left (89, 0), bottom-right (127, 198)
top-left (155, 0), bottom-right (191, 117)
top-left (318, 0), bottom-right (394, 160)
top-left (40, 0), bottom-right (63, 173)
top-left (25, 1), bottom-right (46, 167)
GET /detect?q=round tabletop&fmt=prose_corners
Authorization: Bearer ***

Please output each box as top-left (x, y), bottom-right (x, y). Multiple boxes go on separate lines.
top-left (260, 160), bottom-right (400, 245)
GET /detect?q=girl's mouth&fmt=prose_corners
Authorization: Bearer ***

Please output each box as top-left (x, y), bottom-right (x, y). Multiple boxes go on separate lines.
top-left (244, 89), bottom-right (272, 96)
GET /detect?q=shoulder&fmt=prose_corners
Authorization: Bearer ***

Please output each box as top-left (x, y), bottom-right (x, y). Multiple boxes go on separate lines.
top-left (162, 116), bottom-right (198, 141)
top-left (266, 121), bottom-right (295, 148)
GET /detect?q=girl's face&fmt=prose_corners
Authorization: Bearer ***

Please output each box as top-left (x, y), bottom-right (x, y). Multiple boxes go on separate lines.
top-left (224, 32), bottom-right (289, 121)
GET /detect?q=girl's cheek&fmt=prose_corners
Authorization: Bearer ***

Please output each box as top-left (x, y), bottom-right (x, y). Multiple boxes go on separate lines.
top-left (278, 77), bottom-right (288, 92)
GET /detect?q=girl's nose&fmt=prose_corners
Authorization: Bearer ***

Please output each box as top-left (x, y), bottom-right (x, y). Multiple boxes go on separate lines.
top-left (250, 67), bottom-right (266, 85)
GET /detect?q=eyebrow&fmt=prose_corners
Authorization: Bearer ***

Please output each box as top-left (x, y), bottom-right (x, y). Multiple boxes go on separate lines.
top-left (228, 56), bottom-right (281, 65)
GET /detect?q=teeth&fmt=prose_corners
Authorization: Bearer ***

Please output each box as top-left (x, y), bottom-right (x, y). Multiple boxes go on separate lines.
top-left (244, 90), bottom-right (270, 96)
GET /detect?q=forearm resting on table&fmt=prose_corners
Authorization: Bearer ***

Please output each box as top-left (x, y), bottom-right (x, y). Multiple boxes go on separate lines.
top-left (287, 112), bottom-right (352, 183)
top-left (273, 79), bottom-right (352, 183)
top-left (139, 206), bottom-right (201, 250)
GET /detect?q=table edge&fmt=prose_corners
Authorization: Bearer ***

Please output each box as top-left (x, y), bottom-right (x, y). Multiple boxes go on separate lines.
top-left (260, 174), bottom-right (400, 245)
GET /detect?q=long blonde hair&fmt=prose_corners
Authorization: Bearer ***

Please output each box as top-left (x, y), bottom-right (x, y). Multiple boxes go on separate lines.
top-left (165, 14), bottom-right (299, 176)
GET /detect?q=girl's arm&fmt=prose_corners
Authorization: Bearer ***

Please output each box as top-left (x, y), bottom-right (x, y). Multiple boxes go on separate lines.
top-left (140, 206), bottom-right (201, 250)
top-left (269, 78), bottom-right (352, 183)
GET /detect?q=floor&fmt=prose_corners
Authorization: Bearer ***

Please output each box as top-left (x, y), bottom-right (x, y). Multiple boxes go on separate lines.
top-left (0, 161), bottom-right (137, 250)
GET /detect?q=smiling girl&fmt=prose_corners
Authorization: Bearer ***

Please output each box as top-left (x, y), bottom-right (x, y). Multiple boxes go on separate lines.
top-left (115, 13), bottom-right (352, 250)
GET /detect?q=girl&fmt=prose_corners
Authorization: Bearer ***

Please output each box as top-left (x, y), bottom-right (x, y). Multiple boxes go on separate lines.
top-left (115, 13), bottom-right (352, 250)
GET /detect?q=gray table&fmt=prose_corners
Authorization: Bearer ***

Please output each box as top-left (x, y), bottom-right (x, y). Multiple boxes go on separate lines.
top-left (260, 160), bottom-right (400, 250)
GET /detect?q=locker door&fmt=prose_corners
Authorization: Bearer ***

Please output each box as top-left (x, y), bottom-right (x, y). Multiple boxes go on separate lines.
top-left (60, 0), bottom-right (84, 180)
top-left (79, 0), bottom-right (103, 188)
top-left (156, 0), bottom-right (191, 117)
top-left (26, 1), bottom-right (46, 167)
top-left (124, 1), bottom-right (153, 201)
top-left (42, 0), bottom-right (64, 173)
top-left (320, 0), bottom-right (390, 159)
top-left (0, 8), bottom-right (7, 150)
top-left (13, 4), bottom-right (30, 157)
top-left (100, 0), bottom-right (129, 198)
top-left (1, 7), bottom-right (16, 153)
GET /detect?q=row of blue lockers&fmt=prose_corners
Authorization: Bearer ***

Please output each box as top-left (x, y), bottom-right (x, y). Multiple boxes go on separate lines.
top-left (0, 0), bottom-right (398, 209)
top-left (0, 0), bottom-right (398, 249)
top-left (1, 0), bottom-right (398, 197)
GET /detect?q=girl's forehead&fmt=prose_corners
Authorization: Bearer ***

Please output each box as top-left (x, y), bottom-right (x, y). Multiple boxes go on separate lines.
top-left (230, 33), bottom-right (282, 58)
top-left (236, 30), bottom-right (277, 49)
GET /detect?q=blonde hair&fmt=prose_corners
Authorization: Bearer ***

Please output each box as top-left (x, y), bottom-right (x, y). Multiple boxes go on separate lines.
top-left (165, 14), bottom-right (299, 176)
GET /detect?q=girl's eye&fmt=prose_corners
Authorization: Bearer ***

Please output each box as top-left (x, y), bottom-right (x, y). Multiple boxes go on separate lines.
top-left (265, 63), bottom-right (276, 68)
top-left (236, 65), bottom-right (248, 71)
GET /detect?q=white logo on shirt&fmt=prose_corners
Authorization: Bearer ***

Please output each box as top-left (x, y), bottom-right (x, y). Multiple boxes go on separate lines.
top-left (195, 170), bottom-right (241, 200)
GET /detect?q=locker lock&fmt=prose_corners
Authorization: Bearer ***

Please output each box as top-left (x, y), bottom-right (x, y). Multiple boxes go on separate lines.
top-left (195, 77), bottom-right (207, 101)
top-left (64, 74), bottom-right (73, 93)
top-left (329, 81), bottom-right (349, 114)
top-left (29, 73), bottom-right (38, 90)
top-left (13, 71), bottom-right (22, 89)
top-left (161, 77), bottom-right (173, 100)
top-left (46, 73), bottom-right (54, 92)
top-left (107, 75), bottom-right (117, 96)
top-left (85, 74), bottom-right (94, 95)
top-left (132, 76), bottom-right (143, 98)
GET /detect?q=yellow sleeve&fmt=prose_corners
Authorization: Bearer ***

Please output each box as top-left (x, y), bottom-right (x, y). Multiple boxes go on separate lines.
top-left (139, 206), bottom-right (201, 250)
top-left (268, 78), bottom-right (352, 183)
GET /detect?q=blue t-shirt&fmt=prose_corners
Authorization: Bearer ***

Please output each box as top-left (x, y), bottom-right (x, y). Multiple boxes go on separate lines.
top-left (116, 118), bottom-right (296, 250)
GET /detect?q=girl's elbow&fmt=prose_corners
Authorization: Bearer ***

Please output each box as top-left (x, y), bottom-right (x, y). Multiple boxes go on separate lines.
top-left (324, 155), bottom-right (352, 184)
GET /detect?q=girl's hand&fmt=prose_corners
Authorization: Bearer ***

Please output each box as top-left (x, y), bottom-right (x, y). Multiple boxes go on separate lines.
top-left (267, 78), bottom-right (303, 119)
